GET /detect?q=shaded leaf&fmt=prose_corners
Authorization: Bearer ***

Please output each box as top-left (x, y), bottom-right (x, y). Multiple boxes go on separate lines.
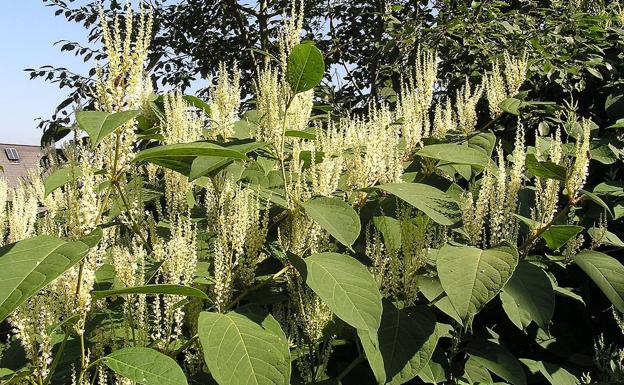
top-left (133, 142), bottom-right (247, 175)
top-left (358, 301), bottom-right (438, 385)
top-left (417, 144), bottom-right (489, 168)
top-left (286, 43), bottom-right (325, 93)
top-left (295, 252), bottom-right (382, 337)
top-left (526, 154), bottom-right (567, 181)
top-left (541, 225), bottom-right (583, 250)
top-left (377, 183), bottom-right (460, 226)
top-left (467, 340), bottom-right (527, 385)
top-left (500, 262), bottom-right (555, 330)
top-left (573, 250), bottom-right (624, 312)
top-left (44, 167), bottom-right (82, 197)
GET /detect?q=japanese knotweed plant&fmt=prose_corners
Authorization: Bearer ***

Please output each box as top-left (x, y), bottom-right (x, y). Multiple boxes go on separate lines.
top-left (1, 1), bottom-right (623, 385)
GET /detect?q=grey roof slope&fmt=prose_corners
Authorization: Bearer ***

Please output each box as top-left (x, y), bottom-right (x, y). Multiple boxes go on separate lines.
top-left (0, 143), bottom-right (42, 186)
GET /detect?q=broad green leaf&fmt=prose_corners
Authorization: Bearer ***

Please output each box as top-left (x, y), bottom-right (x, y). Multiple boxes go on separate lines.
top-left (44, 167), bottom-right (82, 197)
top-left (520, 359), bottom-right (578, 385)
top-left (92, 284), bottom-right (208, 300)
top-left (358, 301), bottom-right (438, 385)
top-left (500, 262), bottom-right (554, 330)
top-left (189, 141), bottom-right (267, 181)
top-left (286, 43), bottom-right (325, 93)
top-left (103, 347), bottom-right (188, 385)
top-left (0, 235), bottom-right (92, 322)
top-left (593, 181), bottom-right (624, 197)
top-left (76, 110), bottom-right (140, 148)
top-left (300, 196), bottom-right (361, 248)
top-left (500, 98), bottom-right (523, 115)
top-left (197, 309), bottom-right (291, 385)
top-left (436, 244), bottom-right (518, 324)
top-left (417, 350), bottom-right (450, 384)
top-left (573, 250), bottom-right (624, 312)
top-left (541, 225), bottom-right (583, 250)
top-left (297, 252), bottom-right (382, 336)
top-left (133, 142), bottom-right (247, 175)
top-left (417, 144), bottom-right (489, 167)
top-left (467, 340), bottom-right (527, 385)
top-left (377, 183), bottom-right (460, 226)
top-left (525, 154), bottom-right (567, 181)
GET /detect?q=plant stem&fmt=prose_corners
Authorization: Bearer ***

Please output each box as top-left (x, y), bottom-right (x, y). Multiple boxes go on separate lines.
top-left (336, 354), bottom-right (365, 382)
top-left (112, 180), bottom-right (152, 253)
top-left (172, 335), bottom-right (199, 357)
top-left (225, 265), bottom-right (291, 310)
top-left (519, 196), bottom-right (582, 255)
top-left (42, 331), bottom-right (69, 385)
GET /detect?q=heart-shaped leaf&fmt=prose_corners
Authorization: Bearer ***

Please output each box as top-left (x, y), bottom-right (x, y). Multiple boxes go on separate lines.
top-left (76, 110), bottom-right (140, 148)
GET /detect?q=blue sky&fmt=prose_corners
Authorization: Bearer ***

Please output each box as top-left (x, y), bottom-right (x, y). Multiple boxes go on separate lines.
top-left (0, 1), bottom-right (90, 145)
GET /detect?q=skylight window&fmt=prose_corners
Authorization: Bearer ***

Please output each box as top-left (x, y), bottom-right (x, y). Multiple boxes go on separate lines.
top-left (5, 148), bottom-right (20, 162)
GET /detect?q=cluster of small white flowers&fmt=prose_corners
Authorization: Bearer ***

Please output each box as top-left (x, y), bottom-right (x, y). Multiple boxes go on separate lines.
top-left (162, 92), bottom-right (203, 145)
top-left (461, 126), bottom-right (525, 246)
top-left (566, 118), bottom-right (592, 197)
top-left (210, 180), bottom-right (269, 311)
top-left (398, 47), bottom-right (438, 153)
top-left (256, 1), bottom-right (313, 159)
top-left (10, 294), bottom-right (61, 380)
top-left (432, 98), bottom-right (455, 138)
top-left (366, 206), bottom-right (445, 300)
top-left (282, 274), bottom-right (332, 382)
top-left (160, 92), bottom-right (203, 216)
top-left (279, 0), bottom-right (305, 70)
top-left (344, 105), bottom-right (403, 192)
top-left (484, 51), bottom-right (529, 118)
top-left (94, 2), bottom-right (153, 176)
top-left (159, 216), bottom-right (197, 338)
top-left (456, 77), bottom-right (484, 133)
top-left (532, 128), bottom-right (563, 228)
top-left (95, 1), bottom-right (153, 112)
top-left (461, 166), bottom-right (494, 246)
top-left (7, 182), bottom-right (38, 243)
top-left (0, 177), bottom-right (9, 246)
top-left (209, 62), bottom-right (241, 140)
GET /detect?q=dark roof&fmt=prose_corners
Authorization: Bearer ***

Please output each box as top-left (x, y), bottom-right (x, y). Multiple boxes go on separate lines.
top-left (0, 143), bottom-right (42, 186)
